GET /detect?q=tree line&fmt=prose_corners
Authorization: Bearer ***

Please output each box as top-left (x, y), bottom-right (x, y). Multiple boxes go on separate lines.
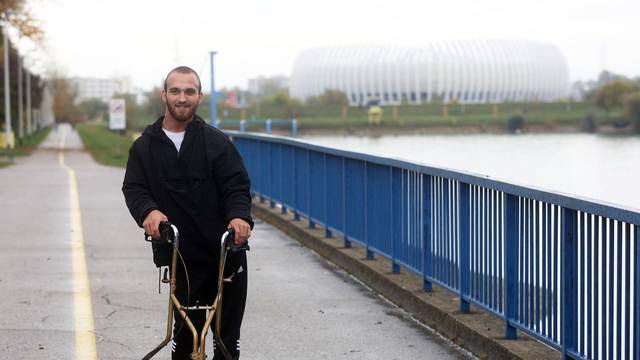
top-left (1, 0), bottom-right (47, 144)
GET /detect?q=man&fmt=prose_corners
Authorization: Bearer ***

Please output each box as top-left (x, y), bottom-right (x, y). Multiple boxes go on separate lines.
top-left (122, 66), bottom-right (252, 360)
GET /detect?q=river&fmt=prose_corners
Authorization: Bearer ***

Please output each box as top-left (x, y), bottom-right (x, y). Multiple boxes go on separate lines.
top-left (299, 133), bottom-right (640, 210)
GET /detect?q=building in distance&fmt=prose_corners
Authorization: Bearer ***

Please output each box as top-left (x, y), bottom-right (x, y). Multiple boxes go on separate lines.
top-left (71, 77), bottom-right (131, 104)
top-left (290, 40), bottom-right (570, 106)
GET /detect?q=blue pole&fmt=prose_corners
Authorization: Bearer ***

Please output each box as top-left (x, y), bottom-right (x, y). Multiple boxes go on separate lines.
top-left (459, 183), bottom-right (471, 313)
top-left (291, 119), bottom-right (297, 137)
top-left (504, 193), bottom-right (519, 339)
top-left (209, 51), bottom-right (217, 127)
top-left (561, 207), bottom-right (578, 359)
top-left (635, 225), bottom-right (640, 360)
top-left (422, 174), bottom-right (433, 292)
top-left (266, 119), bottom-right (272, 134)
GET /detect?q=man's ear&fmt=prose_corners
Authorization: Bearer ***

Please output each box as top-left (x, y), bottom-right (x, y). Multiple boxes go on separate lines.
top-left (198, 92), bottom-right (204, 104)
top-left (161, 89), bottom-right (167, 104)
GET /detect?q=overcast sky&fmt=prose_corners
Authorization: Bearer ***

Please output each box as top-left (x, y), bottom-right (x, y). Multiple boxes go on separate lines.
top-left (28, 0), bottom-right (640, 92)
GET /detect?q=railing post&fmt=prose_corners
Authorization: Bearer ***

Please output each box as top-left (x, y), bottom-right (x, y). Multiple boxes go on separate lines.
top-left (258, 142), bottom-right (265, 203)
top-left (459, 183), bottom-right (471, 313)
top-left (308, 149), bottom-right (315, 229)
top-left (239, 119), bottom-right (246, 133)
top-left (422, 174), bottom-right (432, 291)
top-left (504, 194), bottom-right (519, 339)
top-left (365, 162), bottom-right (373, 260)
top-left (293, 148), bottom-right (300, 221)
top-left (391, 168), bottom-right (400, 273)
top-left (324, 154), bottom-right (332, 238)
top-left (635, 225), bottom-right (639, 360)
top-left (266, 119), bottom-right (272, 134)
top-left (561, 208), bottom-right (578, 359)
top-left (269, 143), bottom-right (275, 208)
top-left (342, 158), bottom-right (351, 248)
top-left (291, 119), bottom-right (297, 137)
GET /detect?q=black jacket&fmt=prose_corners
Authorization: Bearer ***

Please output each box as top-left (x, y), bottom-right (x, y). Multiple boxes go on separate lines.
top-left (122, 115), bottom-right (253, 265)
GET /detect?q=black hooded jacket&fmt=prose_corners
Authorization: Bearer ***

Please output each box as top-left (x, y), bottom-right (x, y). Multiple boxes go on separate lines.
top-left (122, 115), bottom-right (253, 265)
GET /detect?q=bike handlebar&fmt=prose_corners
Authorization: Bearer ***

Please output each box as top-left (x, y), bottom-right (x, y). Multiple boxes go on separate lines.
top-left (145, 222), bottom-right (249, 252)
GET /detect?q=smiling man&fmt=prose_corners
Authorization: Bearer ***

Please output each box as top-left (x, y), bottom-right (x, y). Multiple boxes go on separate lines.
top-left (122, 66), bottom-right (252, 359)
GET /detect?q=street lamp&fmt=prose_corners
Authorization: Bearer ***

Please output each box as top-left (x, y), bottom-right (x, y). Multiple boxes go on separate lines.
top-left (17, 51), bottom-right (22, 145)
top-left (209, 51), bottom-right (217, 127)
top-left (3, 24), bottom-right (12, 160)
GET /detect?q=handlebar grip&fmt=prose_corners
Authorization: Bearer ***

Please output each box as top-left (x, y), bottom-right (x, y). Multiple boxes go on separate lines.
top-left (144, 221), bottom-right (177, 244)
top-left (224, 229), bottom-right (250, 252)
top-left (158, 221), bottom-right (172, 233)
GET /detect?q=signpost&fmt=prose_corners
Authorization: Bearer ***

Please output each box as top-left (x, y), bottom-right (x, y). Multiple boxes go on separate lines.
top-left (109, 98), bottom-right (126, 131)
top-left (109, 98), bottom-right (126, 157)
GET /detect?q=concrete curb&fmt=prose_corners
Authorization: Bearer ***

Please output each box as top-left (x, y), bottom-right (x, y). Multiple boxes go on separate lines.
top-left (252, 200), bottom-right (560, 360)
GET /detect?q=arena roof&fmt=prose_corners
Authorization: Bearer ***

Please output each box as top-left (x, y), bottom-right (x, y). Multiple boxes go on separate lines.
top-left (290, 40), bottom-right (570, 105)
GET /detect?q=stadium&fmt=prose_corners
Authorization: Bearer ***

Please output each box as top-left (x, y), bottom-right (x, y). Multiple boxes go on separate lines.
top-left (290, 40), bottom-right (570, 106)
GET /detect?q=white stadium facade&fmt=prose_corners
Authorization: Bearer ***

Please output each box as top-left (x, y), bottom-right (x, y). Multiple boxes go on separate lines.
top-left (290, 40), bottom-right (570, 106)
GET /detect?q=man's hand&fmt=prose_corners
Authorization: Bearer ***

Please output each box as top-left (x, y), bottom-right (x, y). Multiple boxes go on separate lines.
top-left (228, 218), bottom-right (251, 246)
top-left (143, 210), bottom-right (168, 240)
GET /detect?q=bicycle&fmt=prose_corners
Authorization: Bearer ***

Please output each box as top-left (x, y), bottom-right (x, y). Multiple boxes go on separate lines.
top-left (142, 221), bottom-right (248, 360)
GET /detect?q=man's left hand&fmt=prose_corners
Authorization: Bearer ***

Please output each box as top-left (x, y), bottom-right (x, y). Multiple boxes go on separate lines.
top-left (228, 218), bottom-right (251, 246)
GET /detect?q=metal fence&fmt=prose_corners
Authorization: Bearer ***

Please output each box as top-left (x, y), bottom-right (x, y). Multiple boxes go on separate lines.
top-left (230, 131), bottom-right (640, 360)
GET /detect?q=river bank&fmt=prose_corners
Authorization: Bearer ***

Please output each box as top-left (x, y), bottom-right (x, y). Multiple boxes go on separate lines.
top-left (274, 121), bottom-right (638, 137)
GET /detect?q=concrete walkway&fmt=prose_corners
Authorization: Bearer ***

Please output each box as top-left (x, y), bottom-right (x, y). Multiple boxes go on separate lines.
top-left (0, 124), bottom-right (470, 359)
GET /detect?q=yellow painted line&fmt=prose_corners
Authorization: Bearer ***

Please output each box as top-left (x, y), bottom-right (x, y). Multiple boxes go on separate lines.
top-left (58, 129), bottom-right (98, 360)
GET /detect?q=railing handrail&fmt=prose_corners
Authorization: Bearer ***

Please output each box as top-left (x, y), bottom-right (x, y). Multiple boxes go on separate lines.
top-left (228, 130), bottom-right (640, 225)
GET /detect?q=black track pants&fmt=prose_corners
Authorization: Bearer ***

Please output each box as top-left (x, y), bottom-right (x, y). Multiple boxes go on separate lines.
top-left (171, 251), bottom-right (247, 360)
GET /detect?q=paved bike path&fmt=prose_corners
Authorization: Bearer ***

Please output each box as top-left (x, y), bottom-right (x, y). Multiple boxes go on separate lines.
top-left (0, 124), bottom-right (470, 359)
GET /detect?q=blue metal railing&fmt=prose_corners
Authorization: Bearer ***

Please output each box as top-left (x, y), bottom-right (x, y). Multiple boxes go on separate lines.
top-left (214, 118), bottom-right (297, 136)
top-left (230, 131), bottom-right (640, 360)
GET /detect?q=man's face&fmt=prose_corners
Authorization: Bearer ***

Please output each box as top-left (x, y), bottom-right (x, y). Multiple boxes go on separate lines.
top-left (161, 72), bottom-right (203, 123)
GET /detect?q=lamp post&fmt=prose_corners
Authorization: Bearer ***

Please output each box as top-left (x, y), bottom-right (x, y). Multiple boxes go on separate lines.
top-left (17, 53), bottom-right (23, 145)
top-left (3, 25), bottom-right (12, 158)
top-left (25, 65), bottom-right (31, 135)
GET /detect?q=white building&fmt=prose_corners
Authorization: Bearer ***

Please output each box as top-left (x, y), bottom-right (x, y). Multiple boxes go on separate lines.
top-left (71, 77), bottom-right (131, 104)
top-left (290, 40), bottom-right (570, 106)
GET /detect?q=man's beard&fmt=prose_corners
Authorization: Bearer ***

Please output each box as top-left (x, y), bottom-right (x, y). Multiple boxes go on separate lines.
top-left (167, 103), bottom-right (198, 122)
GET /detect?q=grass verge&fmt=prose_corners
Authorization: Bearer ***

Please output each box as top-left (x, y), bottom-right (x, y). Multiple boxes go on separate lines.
top-left (76, 122), bottom-right (132, 168)
top-left (13, 127), bottom-right (52, 156)
top-left (0, 127), bottom-right (52, 167)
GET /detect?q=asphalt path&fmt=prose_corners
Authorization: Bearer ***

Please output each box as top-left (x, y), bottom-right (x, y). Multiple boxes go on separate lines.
top-left (0, 124), bottom-right (471, 360)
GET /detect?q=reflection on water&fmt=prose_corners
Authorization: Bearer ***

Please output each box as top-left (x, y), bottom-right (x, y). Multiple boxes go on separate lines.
top-left (300, 133), bottom-right (640, 210)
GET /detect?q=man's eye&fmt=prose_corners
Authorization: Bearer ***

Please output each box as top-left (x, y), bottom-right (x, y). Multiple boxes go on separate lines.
top-left (185, 90), bottom-right (196, 95)
top-left (170, 89), bottom-right (179, 94)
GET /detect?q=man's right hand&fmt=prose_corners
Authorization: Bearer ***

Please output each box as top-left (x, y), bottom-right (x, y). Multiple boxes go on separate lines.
top-left (143, 210), bottom-right (168, 240)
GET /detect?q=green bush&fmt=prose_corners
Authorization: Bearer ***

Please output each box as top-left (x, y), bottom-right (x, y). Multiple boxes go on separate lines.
top-left (622, 91), bottom-right (640, 133)
top-left (507, 114), bottom-right (526, 133)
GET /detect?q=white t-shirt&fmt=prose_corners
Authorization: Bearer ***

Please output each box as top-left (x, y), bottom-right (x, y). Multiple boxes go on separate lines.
top-left (162, 128), bottom-right (186, 152)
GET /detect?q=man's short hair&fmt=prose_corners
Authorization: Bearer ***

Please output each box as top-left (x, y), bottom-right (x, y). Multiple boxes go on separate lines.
top-left (163, 66), bottom-right (202, 93)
